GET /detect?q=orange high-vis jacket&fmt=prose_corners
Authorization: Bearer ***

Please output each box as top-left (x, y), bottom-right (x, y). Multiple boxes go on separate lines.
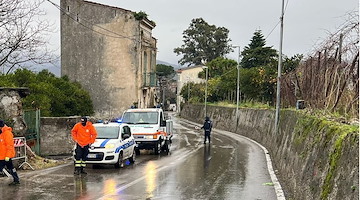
top-left (71, 121), bottom-right (97, 147)
top-left (0, 126), bottom-right (16, 160)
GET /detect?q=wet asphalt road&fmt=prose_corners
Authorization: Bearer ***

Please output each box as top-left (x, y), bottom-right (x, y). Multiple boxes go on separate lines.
top-left (0, 114), bottom-right (279, 200)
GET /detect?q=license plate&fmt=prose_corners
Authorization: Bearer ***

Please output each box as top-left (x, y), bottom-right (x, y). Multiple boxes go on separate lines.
top-left (87, 154), bottom-right (97, 158)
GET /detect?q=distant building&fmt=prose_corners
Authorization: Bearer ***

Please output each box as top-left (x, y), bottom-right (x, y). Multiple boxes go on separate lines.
top-left (176, 65), bottom-right (206, 112)
top-left (61, 0), bottom-right (157, 118)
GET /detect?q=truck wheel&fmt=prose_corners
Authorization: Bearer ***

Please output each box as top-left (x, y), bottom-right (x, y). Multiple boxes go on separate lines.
top-left (164, 144), bottom-right (169, 155)
top-left (114, 152), bottom-right (124, 168)
top-left (154, 141), bottom-right (161, 155)
top-left (129, 149), bottom-right (136, 164)
top-left (164, 142), bottom-right (170, 155)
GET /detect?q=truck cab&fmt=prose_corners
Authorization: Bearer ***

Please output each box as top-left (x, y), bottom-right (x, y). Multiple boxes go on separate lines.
top-left (121, 108), bottom-right (173, 155)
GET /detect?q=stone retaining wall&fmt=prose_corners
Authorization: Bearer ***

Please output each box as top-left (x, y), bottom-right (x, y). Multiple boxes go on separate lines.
top-left (180, 104), bottom-right (358, 200)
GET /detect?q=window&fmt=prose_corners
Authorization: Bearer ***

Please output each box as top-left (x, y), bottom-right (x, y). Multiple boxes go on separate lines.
top-left (122, 112), bottom-right (158, 124)
top-left (122, 126), bottom-right (131, 139)
top-left (95, 126), bottom-right (120, 139)
top-left (159, 112), bottom-right (165, 127)
top-left (144, 52), bottom-right (148, 72)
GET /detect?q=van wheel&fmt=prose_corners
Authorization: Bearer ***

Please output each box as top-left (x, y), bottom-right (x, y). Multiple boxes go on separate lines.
top-left (154, 141), bottom-right (161, 155)
top-left (92, 164), bottom-right (100, 169)
top-left (115, 152), bottom-right (124, 168)
top-left (129, 149), bottom-right (136, 163)
top-left (135, 148), bottom-right (140, 155)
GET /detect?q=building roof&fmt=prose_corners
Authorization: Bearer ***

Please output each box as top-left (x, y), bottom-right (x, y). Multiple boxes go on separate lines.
top-left (176, 65), bottom-right (205, 73)
top-left (84, 0), bottom-right (132, 12)
top-left (84, 0), bottom-right (156, 28)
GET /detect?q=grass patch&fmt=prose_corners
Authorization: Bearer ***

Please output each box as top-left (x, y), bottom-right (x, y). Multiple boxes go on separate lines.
top-left (20, 155), bottom-right (69, 170)
top-left (207, 100), bottom-right (271, 109)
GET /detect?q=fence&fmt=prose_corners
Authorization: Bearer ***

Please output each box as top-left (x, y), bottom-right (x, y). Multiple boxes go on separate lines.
top-left (24, 109), bottom-right (41, 155)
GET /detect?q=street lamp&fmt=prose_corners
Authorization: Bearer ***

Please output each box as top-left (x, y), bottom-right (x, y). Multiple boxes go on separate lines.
top-left (202, 66), bottom-right (208, 117)
top-left (186, 76), bottom-right (190, 103)
top-left (232, 45), bottom-right (241, 124)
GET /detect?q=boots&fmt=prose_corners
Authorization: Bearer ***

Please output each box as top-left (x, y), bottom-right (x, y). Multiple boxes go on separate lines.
top-left (8, 181), bottom-right (20, 186)
top-left (74, 168), bottom-right (80, 175)
top-left (80, 167), bottom-right (87, 174)
top-left (9, 169), bottom-right (20, 185)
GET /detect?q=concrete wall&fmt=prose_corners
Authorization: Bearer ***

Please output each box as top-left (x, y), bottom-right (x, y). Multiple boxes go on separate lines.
top-left (61, 0), bottom-right (157, 118)
top-left (180, 104), bottom-right (358, 200)
top-left (39, 117), bottom-right (79, 156)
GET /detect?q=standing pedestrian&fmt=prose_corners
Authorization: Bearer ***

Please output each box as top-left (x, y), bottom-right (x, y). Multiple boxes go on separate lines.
top-left (0, 120), bottom-right (20, 185)
top-left (201, 116), bottom-right (213, 144)
top-left (71, 116), bottom-right (97, 175)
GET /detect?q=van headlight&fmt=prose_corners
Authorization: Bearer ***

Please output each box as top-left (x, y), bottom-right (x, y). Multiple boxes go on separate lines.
top-left (105, 143), bottom-right (115, 149)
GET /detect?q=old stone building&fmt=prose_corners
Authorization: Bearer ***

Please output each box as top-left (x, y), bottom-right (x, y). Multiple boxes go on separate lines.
top-left (61, 0), bottom-right (158, 118)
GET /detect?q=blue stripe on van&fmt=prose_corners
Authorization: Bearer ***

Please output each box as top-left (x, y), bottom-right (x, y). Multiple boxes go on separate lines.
top-left (100, 139), bottom-right (110, 147)
top-left (115, 140), bottom-right (135, 153)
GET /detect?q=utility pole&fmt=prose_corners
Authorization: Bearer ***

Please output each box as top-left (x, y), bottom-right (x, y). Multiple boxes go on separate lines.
top-left (275, 0), bottom-right (285, 134)
top-left (232, 45), bottom-right (241, 125)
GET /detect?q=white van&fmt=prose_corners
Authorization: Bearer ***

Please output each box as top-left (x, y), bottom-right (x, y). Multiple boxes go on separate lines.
top-left (121, 108), bottom-right (173, 155)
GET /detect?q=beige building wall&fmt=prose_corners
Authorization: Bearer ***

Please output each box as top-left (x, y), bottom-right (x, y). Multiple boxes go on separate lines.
top-left (176, 65), bottom-right (206, 112)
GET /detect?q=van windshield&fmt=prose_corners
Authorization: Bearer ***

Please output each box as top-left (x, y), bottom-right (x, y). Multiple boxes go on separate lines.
top-left (122, 112), bottom-right (158, 124)
top-left (95, 126), bottom-right (120, 139)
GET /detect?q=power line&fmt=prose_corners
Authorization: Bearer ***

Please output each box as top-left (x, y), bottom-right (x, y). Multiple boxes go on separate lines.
top-left (265, 0), bottom-right (290, 40)
top-left (266, 20), bottom-right (280, 40)
top-left (46, 0), bottom-right (139, 41)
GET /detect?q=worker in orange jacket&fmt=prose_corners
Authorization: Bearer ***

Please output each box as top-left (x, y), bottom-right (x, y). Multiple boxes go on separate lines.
top-left (0, 120), bottom-right (20, 185)
top-left (71, 116), bottom-right (97, 175)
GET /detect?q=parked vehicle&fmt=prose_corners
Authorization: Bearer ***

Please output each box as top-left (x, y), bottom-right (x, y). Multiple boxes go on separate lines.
top-left (121, 108), bottom-right (173, 155)
top-left (75, 121), bottom-right (136, 168)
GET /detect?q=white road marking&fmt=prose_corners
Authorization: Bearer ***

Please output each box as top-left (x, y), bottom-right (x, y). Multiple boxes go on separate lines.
top-left (182, 118), bottom-right (286, 200)
top-left (98, 146), bottom-right (203, 200)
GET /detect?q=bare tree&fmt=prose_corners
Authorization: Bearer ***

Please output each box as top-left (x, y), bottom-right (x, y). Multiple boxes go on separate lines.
top-left (0, 0), bottom-right (55, 74)
top-left (281, 11), bottom-right (359, 118)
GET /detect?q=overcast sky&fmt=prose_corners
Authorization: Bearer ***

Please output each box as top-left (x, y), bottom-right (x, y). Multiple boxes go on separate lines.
top-left (41, 0), bottom-right (358, 66)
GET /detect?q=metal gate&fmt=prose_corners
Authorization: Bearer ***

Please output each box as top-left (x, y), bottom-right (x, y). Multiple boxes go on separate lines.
top-left (23, 109), bottom-right (40, 155)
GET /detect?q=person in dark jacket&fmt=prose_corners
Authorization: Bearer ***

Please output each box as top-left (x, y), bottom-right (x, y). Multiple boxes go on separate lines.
top-left (0, 120), bottom-right (20, 185)
top-left (201, 116), bottom-right (213, 144)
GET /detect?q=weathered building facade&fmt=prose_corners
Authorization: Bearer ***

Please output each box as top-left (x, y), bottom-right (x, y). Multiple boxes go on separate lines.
top-left (176, 65), bottom-right (205, 112)
top-left (0, 87), bottom-right (29, 135)
top-left (61, 0), bottom-right (157, 118)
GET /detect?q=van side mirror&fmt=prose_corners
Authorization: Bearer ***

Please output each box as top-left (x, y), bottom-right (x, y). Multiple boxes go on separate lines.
top-left (161, 121), bottom-right (166, 127)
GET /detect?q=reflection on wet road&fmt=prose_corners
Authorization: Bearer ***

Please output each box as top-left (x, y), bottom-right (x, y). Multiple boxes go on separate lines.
top-left (0, 113), bottom-right (279, 200)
